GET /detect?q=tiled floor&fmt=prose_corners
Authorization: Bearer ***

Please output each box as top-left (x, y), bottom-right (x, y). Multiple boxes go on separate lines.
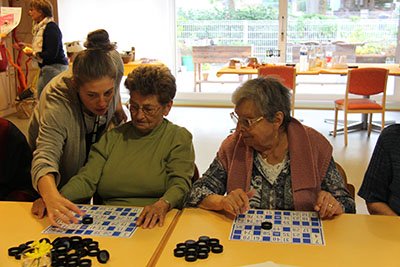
top-left (6, 108), bottom-right (400, 215)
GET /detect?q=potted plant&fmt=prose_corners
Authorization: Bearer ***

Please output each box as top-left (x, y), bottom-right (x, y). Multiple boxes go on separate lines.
top-left (202, 63), bottom-right (211, 81)
top-left (355, 44), bottom-right (387, 63)
top-left (178, 40), bottom-right (193, 71)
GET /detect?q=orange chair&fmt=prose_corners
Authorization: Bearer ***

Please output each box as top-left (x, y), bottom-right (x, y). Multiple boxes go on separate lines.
top-left (258, 65), bottom-right (296, 116)
top-left (333, 68), bottom-right (388, 146)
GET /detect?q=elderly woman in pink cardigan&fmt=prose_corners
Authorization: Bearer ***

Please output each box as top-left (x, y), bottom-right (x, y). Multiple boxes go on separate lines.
top-left (187, 77), bottom-right (355, 219)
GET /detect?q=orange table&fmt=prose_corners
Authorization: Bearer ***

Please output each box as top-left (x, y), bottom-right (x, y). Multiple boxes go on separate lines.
top-left (123, 60), bottom-right (164, 76)
top-left (216, 63), bottom-right (400, 77)
top-left (156, 208), bottom-right (400, 267)
top-left (0, 201), bottom-right (179, 267)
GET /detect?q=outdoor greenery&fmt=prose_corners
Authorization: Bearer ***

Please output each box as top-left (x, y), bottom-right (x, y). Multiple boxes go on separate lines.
top-left (177, 5), bottom-right (278, 20)
top-left (177, 2), bottom-right (398, 60)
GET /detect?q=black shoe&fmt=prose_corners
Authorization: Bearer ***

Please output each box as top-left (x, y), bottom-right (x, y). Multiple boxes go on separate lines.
top-left (16, 88), bottom-right (34, 101)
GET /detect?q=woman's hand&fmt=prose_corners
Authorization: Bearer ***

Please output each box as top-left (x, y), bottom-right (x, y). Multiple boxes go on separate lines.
top-left (36, 174), bottom-right (84, 227)
top-left (314, 190), bottom-right (343, 219)
top-left (136, 199), bottom-right (170, 229)
top-left (220, 189), bottom-right (255, 216)
top-left (31, 198), bottom-right (47, 218)
top-left (22, 46), bottom-right (33, 56)
top-left (41, 190), bottom-right (85, 227)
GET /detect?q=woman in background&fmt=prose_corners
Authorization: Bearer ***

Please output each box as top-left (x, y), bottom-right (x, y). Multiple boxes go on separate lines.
top-left (23, 0), bottom-right (68, 97)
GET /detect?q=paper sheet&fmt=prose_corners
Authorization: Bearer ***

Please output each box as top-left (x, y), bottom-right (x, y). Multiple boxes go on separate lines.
top-left (0, 7), bottom-right (22, 36)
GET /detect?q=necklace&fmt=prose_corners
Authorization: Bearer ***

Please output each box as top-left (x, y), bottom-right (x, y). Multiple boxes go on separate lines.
top-left (261, 131), bottom-right (288, 163)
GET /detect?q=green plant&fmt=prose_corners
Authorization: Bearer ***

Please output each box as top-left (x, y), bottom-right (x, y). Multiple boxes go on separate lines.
top-left (178, 41), bottom-right (192, 56)
top-left (202, 63), bottom-right (211, 71)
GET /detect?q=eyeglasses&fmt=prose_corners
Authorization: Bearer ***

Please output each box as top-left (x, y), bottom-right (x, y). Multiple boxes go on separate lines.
top-left (127, 103), bottom-right (162, 116)
top-left (230, 112), bottom-right (264, 129)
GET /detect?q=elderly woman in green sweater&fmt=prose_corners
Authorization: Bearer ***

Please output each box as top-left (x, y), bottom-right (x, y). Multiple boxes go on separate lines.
top-left (33, 65), bottom-right (195, 229)
top-left (186, 77), bottom-right (355, 219)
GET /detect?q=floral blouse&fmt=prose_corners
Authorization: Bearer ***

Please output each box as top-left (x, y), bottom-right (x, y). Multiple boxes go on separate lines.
top-left (186, 152), bottom-right (356, 213)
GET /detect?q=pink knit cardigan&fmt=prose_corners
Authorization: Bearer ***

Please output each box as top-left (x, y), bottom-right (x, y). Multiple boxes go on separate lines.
top-left (217, 118), bottom-right (333, 211)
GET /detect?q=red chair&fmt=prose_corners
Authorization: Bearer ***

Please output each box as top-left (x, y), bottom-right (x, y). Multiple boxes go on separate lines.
top-left (258, 65), bottom-right (296, 117)
top-left (333, 68), bottom-right (388, 146)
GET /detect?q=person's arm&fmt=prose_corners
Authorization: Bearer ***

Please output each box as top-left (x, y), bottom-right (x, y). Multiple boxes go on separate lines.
top-left (366, 202), bottom-right (398, 216)
top-left (185, 156), bottom-right (254, 216)
top-left (317, 158), bottom-right (356, 219)
top-left (200, 189), bottom-right (255, 216)
top-left (35, 174), bottom-right (84, 227)
top-left (358, 127), bottom-right (397, 215)
top-left (60, 131), bottom-right (112, 201)
top-left (137, 128), bottom-right (194, 229)
top-left (30, 90), bottom-right (83, 226)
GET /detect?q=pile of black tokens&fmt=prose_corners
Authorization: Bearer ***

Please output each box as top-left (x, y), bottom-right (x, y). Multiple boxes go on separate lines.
top-left (8, 236), bottom-right (110, 266)
top-left (173, 236), bottom-right (223, 262)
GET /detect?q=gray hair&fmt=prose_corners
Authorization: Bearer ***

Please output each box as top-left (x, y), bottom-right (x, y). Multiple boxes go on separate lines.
top-left (232, 77), bottom-right (291, 129)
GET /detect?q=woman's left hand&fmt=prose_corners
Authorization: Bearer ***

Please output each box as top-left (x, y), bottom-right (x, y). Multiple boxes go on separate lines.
top-left (314, 190), bottom-right (344, 219)
top-left (137, 199), bottom-right (170, 229)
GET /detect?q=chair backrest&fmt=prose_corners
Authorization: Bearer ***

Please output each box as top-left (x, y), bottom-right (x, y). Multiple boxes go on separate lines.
top-left (257, 65), bottom-right (296, 90)
top-left (335, 162), bottom-right (355, 199)
top-left (347, 68), bottom-right (388, 96)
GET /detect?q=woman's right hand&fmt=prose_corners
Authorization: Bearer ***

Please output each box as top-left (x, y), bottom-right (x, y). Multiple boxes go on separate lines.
top-left (220, 189), bottom-right (255, 216)
top-left (41, 191), bottom-right (85, 227)
top-left (36, 174), bottom-right (85, 227)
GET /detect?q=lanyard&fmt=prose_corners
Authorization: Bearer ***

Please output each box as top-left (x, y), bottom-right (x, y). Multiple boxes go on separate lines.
top-left (78, 95), bottom-right (101, 147)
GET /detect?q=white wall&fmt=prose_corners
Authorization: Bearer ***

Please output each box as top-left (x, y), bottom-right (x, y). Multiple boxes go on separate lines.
top-left (58, 0), bottom-right (175, 70)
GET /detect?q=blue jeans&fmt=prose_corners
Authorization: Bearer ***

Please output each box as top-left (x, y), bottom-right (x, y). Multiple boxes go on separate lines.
top-left (37, 64), bottom-right (68, 97)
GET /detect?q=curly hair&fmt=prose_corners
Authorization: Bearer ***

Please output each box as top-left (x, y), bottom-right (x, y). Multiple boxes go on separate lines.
top-left (124, 65), bottom-right (176, 105)
top-left (30, 0), bottom-right (53, 17)
top-left (232, 76), bottom-right (292, 129)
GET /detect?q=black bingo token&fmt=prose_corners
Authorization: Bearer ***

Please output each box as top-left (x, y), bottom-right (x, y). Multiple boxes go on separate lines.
top-left (97, 249), bottom-right (110, 264)
top-left (173, 248), bottom-right (185, 258)
top-left (87, 241), bottom-right (99, 250)
top-left (82, 238), bottom-right (93, 246)
top-left (80, 258), bottom-right (92, 267)
top-left (67, 253), bottom-right (80, 261)
top-left (198, 236), bottom-right (210, 244)
top-left (8, 247), bottom-right (20, 256)
top-left (14, 252), bottom-right (22, 260)
top-left (211, 244), bottom-right (223, 254)
top-left (56, 245), bottom-right (68, 255)
top-left (185, 239), bottom-right (197, 247)
top-left (261, 221), bottom-right (273, 230)
top-left (185, 254), bottom-right (197, 262)
top-left (209, 238), bottom-right (220, 247)
top-left (197, 241), bottom-right (207, 247)
top-left (66, 260), bottom-right (78, 267)
top-left (25, 240), bottom-right (34, 246)
top-left (198, 251), bottom-right (209, 259)
top-left (176, 243), bottom-right (186, 250)
top-left (82, 216), bottom-right (93, 224)
top-left (56, 254), bottom-right (67, 262)
top-left (88, 248), bottom-right (99, 257)
top-left (18, 243), bottom-right (28, 252)
top-left (186, 247), bottom-right (197, 254)
top-left (199, 246), bottom-right (210, 253)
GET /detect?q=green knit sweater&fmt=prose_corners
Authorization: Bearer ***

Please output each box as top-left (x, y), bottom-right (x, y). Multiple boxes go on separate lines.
top-left (60, 119), bottom-right (195, 208)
